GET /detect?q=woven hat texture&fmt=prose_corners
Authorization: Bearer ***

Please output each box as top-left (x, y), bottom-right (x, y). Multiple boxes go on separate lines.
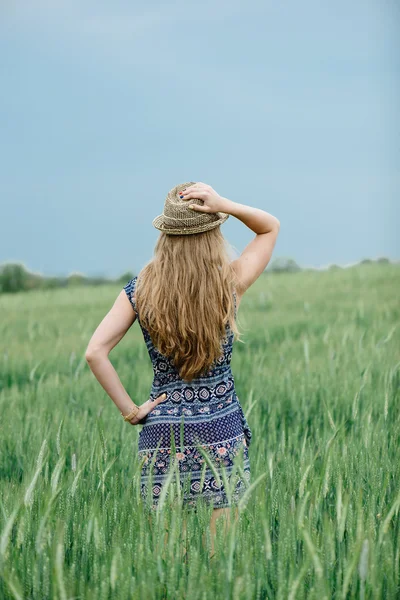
top-left (152, 182), bottom-right (229, 235)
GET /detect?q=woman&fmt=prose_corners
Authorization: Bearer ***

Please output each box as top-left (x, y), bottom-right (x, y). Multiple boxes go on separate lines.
top-left (85, 181), bottom-right (280, 555)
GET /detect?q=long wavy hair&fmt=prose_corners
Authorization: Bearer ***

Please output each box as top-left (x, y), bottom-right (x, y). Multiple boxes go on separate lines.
top-left (135, 226), bottom-right (241, 382)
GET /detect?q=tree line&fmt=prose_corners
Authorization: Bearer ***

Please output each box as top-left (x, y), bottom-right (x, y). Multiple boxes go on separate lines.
top-left (0, 257), bottom-right (392, 294)
top-left (0, 263), bottom-right (135, 294)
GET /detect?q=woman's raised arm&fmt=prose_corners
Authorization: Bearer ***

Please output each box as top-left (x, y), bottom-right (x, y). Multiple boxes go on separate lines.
top-left (223, 199), bottom-right (280, 295)
top-left (181, 182), bottom-right (280, 295)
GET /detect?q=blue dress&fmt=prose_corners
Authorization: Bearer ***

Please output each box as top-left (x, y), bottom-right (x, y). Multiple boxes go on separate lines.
top-left (123, 276), bottom-right (252, 510)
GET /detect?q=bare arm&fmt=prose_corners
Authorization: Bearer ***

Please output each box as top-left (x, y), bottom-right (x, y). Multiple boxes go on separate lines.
top-left (85, 289), bottom-right (166, 424)
top-left (181, 182), bottom-right (280, 296)
top-left (222, 199), bottom-right (280, 295)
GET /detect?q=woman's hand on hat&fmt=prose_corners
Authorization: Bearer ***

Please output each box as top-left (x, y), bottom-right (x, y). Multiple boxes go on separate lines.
top-left (127, 392), bottom-right (168, 425)
top-left (180, 183), bottom-right (228, 214)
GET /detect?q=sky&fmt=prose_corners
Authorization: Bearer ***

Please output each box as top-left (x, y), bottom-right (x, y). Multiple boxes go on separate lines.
top-left (0, 0), bottom-right (399, 278)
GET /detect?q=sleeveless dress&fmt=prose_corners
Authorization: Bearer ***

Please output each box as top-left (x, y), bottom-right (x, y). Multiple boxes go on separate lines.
top-left (123, 276), bottom-right (252, 510)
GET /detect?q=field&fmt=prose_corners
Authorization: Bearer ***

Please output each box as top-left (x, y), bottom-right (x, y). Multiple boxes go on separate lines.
top-left (0, 263), bottom-right (399, 599)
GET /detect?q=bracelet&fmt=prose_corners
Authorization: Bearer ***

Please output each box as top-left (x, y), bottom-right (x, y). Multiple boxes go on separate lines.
top-left (121, 404), bottom-right (140, 421)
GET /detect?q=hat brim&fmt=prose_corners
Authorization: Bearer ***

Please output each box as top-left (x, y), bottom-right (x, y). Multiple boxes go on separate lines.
top-left (152, 211), bottom-right (229, 235)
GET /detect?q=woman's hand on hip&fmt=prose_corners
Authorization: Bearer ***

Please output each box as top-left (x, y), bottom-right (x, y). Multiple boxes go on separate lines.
top-left (127, 392), bottom-right (167, 425)
top-left (180, 182), bottom-right (229, 214)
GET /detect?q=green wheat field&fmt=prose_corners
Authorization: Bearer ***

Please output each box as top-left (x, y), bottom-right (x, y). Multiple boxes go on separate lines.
top-left (0, 263), bottom-right (399, 599)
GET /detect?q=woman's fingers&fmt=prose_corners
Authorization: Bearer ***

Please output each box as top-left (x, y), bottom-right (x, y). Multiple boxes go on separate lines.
top-left (128, 393), bottom-right (167, 425)
top-left (180, 187), bottom-right (213, 212)
top-left (181, 182), bottom-right (210, 197)
top-left (189, 203), bottom-right (211, 212)
top-left (181, 190), bottom-right (204, 200)
top-left (181, 183), bottom-right (202, 194)
top-left (155, 392), bottom-right (167, 404)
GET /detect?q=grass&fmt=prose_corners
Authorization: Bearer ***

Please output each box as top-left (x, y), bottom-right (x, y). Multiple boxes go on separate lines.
top-left (0, 262), bottom-right (399, 599)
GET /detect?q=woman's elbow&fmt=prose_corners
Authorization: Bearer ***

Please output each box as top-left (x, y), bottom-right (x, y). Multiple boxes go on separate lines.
top-left (85, 345), bottom-right (106, 363)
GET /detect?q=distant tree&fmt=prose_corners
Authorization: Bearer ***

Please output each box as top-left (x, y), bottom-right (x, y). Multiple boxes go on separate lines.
top-left (86, 276), bottom-right (113, 286)
top-left (67, 273), bottom-right (87, 286)
top-left (44, 276), bottom-right (68, 289)
top-left (0, 263), bottom-right (30, 292)
top-left (118, 271), bottom-right (135, 283)
top-left (266, 257), bottom-right (301, 274)
top-left (25, 273), bottom-right (45, 290)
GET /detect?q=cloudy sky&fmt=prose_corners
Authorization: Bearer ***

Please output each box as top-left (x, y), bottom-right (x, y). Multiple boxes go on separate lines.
top-left (1, 0), bottom-right (399, 277)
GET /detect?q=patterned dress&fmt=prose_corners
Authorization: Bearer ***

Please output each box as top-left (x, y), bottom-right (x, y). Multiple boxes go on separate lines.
top-left (123, 276), bottom-right (252, 510)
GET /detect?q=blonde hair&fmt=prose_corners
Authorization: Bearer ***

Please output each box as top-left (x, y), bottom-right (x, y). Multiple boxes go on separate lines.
top-left (135, 227), bottom-right (241, 382)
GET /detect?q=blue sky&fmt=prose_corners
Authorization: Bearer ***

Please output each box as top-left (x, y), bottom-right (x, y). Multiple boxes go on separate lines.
top-left (0, 0), bottom-right (399, 277)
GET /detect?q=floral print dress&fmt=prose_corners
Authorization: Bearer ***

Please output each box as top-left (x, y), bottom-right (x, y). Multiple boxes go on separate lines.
top-left (123, 276), bottom-right (252, 510)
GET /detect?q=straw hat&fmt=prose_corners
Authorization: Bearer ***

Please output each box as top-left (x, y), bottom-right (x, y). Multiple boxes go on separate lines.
top-left (152, 182), bottom-right (229, 235)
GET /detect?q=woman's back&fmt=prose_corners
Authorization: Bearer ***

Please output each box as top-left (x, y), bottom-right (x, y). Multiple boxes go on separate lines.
top-left (123, 274), bottom-right (252, 509)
